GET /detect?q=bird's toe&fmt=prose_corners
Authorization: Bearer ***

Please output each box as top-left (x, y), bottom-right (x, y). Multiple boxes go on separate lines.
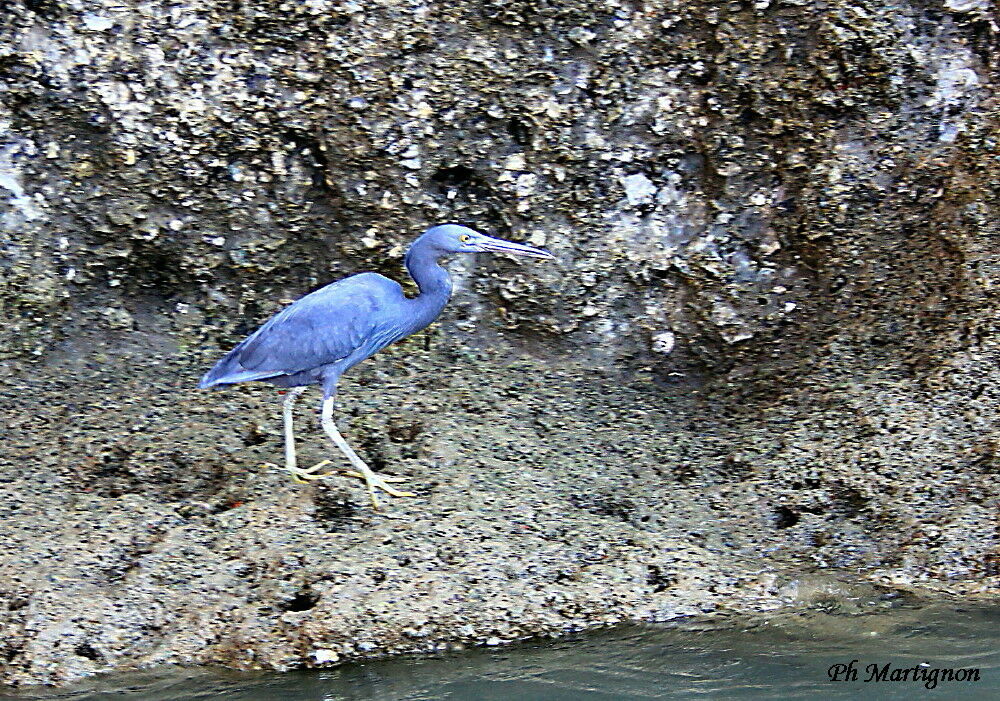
top-left (374, 481), bottom-right (417, 498)
top-left (338, 469), bottom-right (408, 484)
top-left (300, 459), bottom-right (334, 474)
top-left (279, 464), bottom-right (337, 483)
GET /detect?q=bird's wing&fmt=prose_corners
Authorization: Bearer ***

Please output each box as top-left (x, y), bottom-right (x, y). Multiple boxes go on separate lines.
top-left (231, 273), bottom-right (398, 377)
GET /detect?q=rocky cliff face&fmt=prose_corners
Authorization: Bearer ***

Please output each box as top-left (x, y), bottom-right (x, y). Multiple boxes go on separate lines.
top-left (1, 0), bottom-right (998, 687)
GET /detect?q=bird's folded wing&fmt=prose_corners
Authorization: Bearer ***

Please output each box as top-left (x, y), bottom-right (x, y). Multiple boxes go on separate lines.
top-left (233, 286), bottom-right (380, 376)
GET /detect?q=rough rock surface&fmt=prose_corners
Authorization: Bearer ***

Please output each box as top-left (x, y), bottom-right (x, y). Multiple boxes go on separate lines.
top-left (1, 0), bottom-right (999, 687)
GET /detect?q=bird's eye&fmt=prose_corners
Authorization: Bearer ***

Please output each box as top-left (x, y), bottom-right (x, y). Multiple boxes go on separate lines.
top-left (459, 234), bottom-right (471, 243)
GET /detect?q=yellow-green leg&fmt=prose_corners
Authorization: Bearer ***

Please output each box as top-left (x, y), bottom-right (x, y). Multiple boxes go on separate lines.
top-left (320, 396), bottom-right (415, 510)
top-left (262, 387), bottom-right (335, 482)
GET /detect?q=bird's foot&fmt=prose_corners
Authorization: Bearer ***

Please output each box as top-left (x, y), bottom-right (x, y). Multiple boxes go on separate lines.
top-left (262, 461), bottom-right (414, 509)
top-left (332, 464), bottom-right (416, 510)
top-left (307, 464), bottom-right (414, 509)
top-left (360, 472), bottom-right (417, 511)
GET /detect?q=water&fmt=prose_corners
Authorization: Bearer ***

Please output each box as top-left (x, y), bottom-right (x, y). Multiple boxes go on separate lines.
top-left (7, 602), bottom-right (998, 700)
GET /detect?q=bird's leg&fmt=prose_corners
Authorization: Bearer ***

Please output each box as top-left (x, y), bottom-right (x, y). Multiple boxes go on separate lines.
top-left (262, 387), bottom-right (337, 483)
top-left (282, 387), bottom-right (307, 477)
top-left (320, 396), bottom-right (415, 510)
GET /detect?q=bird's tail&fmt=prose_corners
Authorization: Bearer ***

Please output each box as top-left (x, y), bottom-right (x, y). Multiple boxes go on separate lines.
top-left (198, 347), bottom-right (280, 388)
top-left (198, 362), bottom-right (234, 389)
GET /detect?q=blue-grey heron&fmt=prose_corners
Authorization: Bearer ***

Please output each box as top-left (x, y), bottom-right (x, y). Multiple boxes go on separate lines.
top-left (199, 224), bottom-right (554, 509)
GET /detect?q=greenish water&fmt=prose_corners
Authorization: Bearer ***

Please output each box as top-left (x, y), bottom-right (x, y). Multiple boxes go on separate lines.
top-left (8, 602), bottom-right (998, 700)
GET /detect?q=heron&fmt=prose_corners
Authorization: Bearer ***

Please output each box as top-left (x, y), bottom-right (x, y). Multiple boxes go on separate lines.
top-left (199, 224), bottom-right (554, 509)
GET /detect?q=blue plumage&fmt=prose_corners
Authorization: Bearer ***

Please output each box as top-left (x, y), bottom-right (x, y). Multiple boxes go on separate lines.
top-left (199, 273), bottom-right (405, 390)
top-left (198, 224), bottom-right (553, 509)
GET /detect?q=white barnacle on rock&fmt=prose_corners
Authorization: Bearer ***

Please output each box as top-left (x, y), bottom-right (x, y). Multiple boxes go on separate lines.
top-left (652, 330), bottom-right (676, 355)
top-left (504, 153), bottom-right (526, 171)
top-left (759, 237), bottom-right (781, 255)
top-left (411, 102), bottom-right (433, 119)
top-left (311, 648), bottom-right (339, 664)
top-left (515, 173), bottom-right (537, 197)
top-left (621, 173), bottom-right (657, 206)
top-left (400, 143), bottom-right (421, 170)
top-left (568, 27), bottom-right (596, 45)
top-left (82, 14), bottom-right (115, 32)
top-left (944, 0), bottom-right (991, 13)
top-left (0, 145), bottom-right (46, 225)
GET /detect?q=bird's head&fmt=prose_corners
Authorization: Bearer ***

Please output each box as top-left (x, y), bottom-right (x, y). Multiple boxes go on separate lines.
top-left (420, 224), bottom-right (554, 259)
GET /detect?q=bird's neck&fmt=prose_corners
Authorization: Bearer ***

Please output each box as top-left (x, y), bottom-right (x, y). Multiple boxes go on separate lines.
top-left (404, 244), bottom-right (453, 319)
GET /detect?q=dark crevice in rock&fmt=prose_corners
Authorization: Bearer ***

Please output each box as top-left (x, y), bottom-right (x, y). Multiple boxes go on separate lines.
top-left (73, 642), bottom-right (101, 661)
top-left (281, 590), bottom-right (320, 613)
top-left (774, 506), bottom-right (801, 530)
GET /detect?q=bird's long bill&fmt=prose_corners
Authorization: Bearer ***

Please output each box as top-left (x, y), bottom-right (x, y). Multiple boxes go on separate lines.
top-left (478, 235), bottom-right (555, 259)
